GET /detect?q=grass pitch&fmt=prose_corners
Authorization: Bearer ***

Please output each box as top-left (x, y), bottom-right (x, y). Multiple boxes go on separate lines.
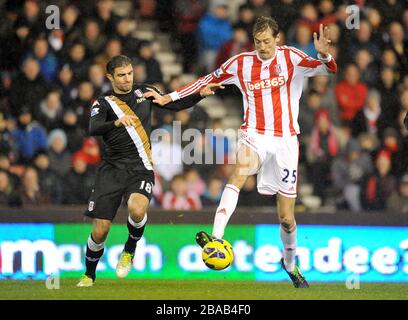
top-left (0, 279), bottom-right (407, 300)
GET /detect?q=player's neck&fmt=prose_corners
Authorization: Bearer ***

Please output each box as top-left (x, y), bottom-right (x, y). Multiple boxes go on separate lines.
top-left (113, 87), bottom-right (132, 95)
top-left (257, 47), bottom-right (277, 62)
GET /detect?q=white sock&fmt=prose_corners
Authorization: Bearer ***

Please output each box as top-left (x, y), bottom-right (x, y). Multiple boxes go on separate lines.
top-left (212, 184), bottom-right (240, 239)
top-left (280, 224), bottom-right (297, 272)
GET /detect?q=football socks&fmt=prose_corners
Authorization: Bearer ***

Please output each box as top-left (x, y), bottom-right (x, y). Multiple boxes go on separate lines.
top-left (124, 214), bottom-right (147, 254)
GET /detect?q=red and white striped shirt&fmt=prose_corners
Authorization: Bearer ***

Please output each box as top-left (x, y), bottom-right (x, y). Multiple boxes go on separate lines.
top-left (170, 46), bottom-right (337, 137)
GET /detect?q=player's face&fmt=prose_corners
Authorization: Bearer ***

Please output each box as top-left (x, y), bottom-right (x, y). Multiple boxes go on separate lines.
top-left (254, 28), bottom-right (280, 60)
top-left (111, 64), bottom-right (134, 93)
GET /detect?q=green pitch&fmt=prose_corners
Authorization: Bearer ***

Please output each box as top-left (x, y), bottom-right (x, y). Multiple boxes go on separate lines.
top-left (0, 280), bottom-right (407, 300)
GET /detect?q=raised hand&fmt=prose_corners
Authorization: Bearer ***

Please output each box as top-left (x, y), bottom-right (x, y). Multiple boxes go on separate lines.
top-left (314, 24), bottom-right (331, 57)
top-left (143, 88), bottom-right (172, 106)
top-left (200, 83), bottom-right (225, 97)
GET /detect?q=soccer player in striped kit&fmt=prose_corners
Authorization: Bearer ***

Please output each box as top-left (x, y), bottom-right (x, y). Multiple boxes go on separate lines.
top-left (76, 55), bottom-right (220, 287)
top-left (146, 17), bottom-right (337, 288)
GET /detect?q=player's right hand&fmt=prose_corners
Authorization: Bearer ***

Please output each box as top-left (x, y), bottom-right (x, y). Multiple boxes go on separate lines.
top-left (200, 83), bottom-right (225, 97)
top-left (114, 115), bottom-right (138, 128)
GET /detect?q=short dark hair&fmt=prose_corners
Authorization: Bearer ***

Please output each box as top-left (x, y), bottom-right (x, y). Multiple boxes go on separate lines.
top-left (253, 16), bottom-right (279, 37)
top-left (106, 55), bottom-right (133, 75)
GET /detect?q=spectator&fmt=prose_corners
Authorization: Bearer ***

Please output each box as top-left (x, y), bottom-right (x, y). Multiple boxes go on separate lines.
top-left (215, 25), bottom-right (253, 68)
top-left (74, 137), bottom-right (101, 169)
top-left (19, 166), bottom-right (50, 206)
top-left (386, 21), bottom-right (408, 77)
top-left (307, 109), bottom-right (339, 202)
top-left (80, 19), bottom-right (107, 59)
top-left (197, 0), bottom-right (232, 73)
top-left (35, 89), bottom-right (64, 132)
top-left (12, 107), bottom-right (48, 164)
top-left (174, 0), bottom-right (206, 72)
top-left (1, 19), bottom-right (30, 71)
top-left (238, 175), bottom-right (270, 207)
top-left (63, 152), bottom-right (95, 204)
top-left (69, 81), bottom-right (95, 129)
top-left (291, 24), bottom-right (317, 58)
top-left (381, 49), bottom-right (399, 71)
top-left (351, 90), bottom-right (385, 138)
top-left (61, 4), bottom-right (81, 48)
top-left (381, 127), bottom-right (405, 176)
top-left (361, 149), bottom-right (396, 211)
top-left (66, 42), bottom-right (90, 82)
top-left (335, 64), bottom-right (368, 126)
top-left (347, 20), bottom-right (381, 63)
top-left (94, 38), bottom-right (123, 72)
top-left (33, 151), bottom-right (62, 204)
top-left (56, 64), bottom-right (77, 106)
top-left (62, 109), bottom-right (86, 153)
top-left (88, 63), bottom-right (111, 97)
top-left (201, 175), bottom-right (224, 206)
top-left (235, 4), bottom-right (255, 38)
top-left (116, 18), bottom-right (140, 59)
top-left (0, 169), bottom-right (21, 207)
top-left (10, 57), bottom-right (49, 116)
top-left (0, 112), bottom-right (18, 159)
top-left (93, 0), bottom-right (120, 37)
top-left (355, 48), bottom-right (379, 87)
top-left (387, 173), bottom-right (408, 214)
top-left (48, 129), bottom-right (71, 177)
top-left (249, 0), bottom-right (271, 19)
top-left (152, 127), bottom-right (183, 183)
top-left (378, 67), bottom-right (401, 128)
top-left (270, 0), bottom-right (297, 34)
top-left (162, 174), bottom-right (202, 210)
top-left (16, 0), bottom-right (44, 39)
top-left (185, 167), bottom-right (206, 197)
top-left (331, 139), bottom-right (373, 212)
top-left (207, 118), bottom-right (231, 165)
top-left (299, 90), bottom-right (323, 137)
top-left (0, 154), bottom-right (21, 189)
top-left (138, 41), bottom-right (163, 85)
top-left (30, 37), bottom-right (59, 82)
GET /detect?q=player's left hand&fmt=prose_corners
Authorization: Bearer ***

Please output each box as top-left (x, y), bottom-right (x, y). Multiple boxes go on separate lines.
top-left (200, 83), bottom-right (225, 97)
top-left (314, 24), bottom-right (331, 57)
top-left (144, 88), bottom-right (172, 106)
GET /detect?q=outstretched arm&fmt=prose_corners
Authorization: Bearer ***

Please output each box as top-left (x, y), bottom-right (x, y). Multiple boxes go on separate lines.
top-left (145, 83), bottom-right (225, 110)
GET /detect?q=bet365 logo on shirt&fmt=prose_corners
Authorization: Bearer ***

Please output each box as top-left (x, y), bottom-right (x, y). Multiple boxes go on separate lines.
top-left (247, 76), bottom-right (286, 91)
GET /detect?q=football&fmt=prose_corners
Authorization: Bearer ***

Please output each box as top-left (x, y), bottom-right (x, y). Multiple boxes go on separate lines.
top-left (202, 239), bottom-right (234, 270)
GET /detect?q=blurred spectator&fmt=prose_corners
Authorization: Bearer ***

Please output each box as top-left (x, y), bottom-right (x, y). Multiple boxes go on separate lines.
top-left (56, 64), bottom-right (77, 106)
top-left (16, 0), bottom-right (44, 39)
top-left (361, 149), bottom-right (396, 211)
top-left (0, 112), bottom-right (18, 159)
top-left (335, 64), bottom-right (368, 126)
top-left (307, 109), bottom-right (339, 202)
top-left (1, 19), bottom-right (30, 71)
top-left (331, 139), bottom-right (373, 212)
top-left (116, 18), bottom-right (140, 59)
top-left (351, 90), bottom-right (386, 138)
top-left (374, 0), bottom-right (405, 27)
top-left (63, 152), bottom-right (95, 205)
top-left (61, 4), bottom-right (81, 48)
top-left (93, 0), bottom-right (120, 37)
top-left (88, 63), bottom-right (111, 96)
top-left (309, 75), bottom-right (338, 124)
top-left (19, 166), bottom-right (50, 206)
top-left (12, 107), bottom-right (48, 164)
top-left (197, 0), bottom-right (233, 73)
top-left (162, 174), bottom-right (202, 210)
top-left (66, 42), bottom-right (90, 82)
top-left (215, 25), bottom-right (253, 68)
top-left (35, 89), bottom-right (64, 132)
top-left (294, 3), bottom-right (319, 35)
top-left (0, 154), bottom-right (21, 189)
top-left (355, 48), bottom-right (379, 87)
top-left (386, 21), bottom-right (408, 77)
top-left (94, 38), bottom-right (123, 72)
top-left (299, 90), bottom-right (322, 137)
top-left (133, 59), bottom-right (147, 83)
top-left (201, 175), bottom-right (224, 206)
top-left (378, 67), bottom-right (402, 129)
top-left (381, 127), bottom-right (405, 176)
top-left (0, 169), bottom-right (21, 207)
top-left (48, 129), bottom-right (71, 177)
top-left (74, 137), bottom-right (101, 168)
top-left (62, 109), bottom-right (86, 153)
top-left (69, 81), bottom-right (95, 129)
top-left (348, 20), bottom-right (381, 63)
top-left (10, 57), bottom-right (49, 115)
top-left (30, 37), bottom-right (59, 82)
top-left (33, 151), bottom-right (62, 204)
top-left (235, 4), bottom-right (256, 38)
top-left (249, 0), bottom-right (271, 19)
top-left (270, 0), bottom-right (297, 34)
top-left (387, 173), bottom-right (408, 214)
top-left (138, 41), bottom-right (163, 85)
top-left (48, 29), bottom-right (64, 54)
top-left (152, 127), bottom-right (183, 183)
top-left (381, 49), bottom-right (399, 71)
top-left (185, 167), bottom-right (206, 197)
top-left (291, 24), bottom-right (317, 58)
top-left (174, 0), bottom-right (206, 72)
top-left (80, 19), bottom-right (107, 59)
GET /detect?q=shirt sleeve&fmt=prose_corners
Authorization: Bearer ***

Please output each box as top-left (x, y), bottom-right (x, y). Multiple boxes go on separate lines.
top-left (289, 46), bottom-right (337, 78)
top-left (88, 99), bottom-right (116, 136)
top-left (169, 54), bottom-right (239, 101)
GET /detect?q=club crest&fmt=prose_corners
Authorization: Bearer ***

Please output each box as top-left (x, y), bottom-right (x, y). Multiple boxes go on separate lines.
top-left (134, 89), bottom-right (143, 98)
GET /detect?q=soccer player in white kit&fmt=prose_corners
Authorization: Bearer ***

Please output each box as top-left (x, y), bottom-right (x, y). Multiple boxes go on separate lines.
top-left (145, 17), bottom-right (337, 288)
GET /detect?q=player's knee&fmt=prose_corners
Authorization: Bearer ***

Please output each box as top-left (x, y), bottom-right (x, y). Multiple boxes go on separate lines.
top-left (279, 216), bottom-right (296, 232)
top-left (128, 202), bottom-right (146, 220)
top-left (229, 170), bottom-right (249, 189)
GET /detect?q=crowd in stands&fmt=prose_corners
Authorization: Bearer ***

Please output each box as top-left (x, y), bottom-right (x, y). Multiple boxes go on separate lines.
top-left (0, 0), bottom-right (407, 214)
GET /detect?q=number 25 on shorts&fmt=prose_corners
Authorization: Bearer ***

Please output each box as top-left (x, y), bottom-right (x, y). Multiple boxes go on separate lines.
top-left (282, 169), bottom-right (297, 184)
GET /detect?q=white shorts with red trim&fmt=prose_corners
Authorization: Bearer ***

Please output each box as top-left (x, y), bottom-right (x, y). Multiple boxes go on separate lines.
top-left (238, 129), bottom-right (299, 198)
